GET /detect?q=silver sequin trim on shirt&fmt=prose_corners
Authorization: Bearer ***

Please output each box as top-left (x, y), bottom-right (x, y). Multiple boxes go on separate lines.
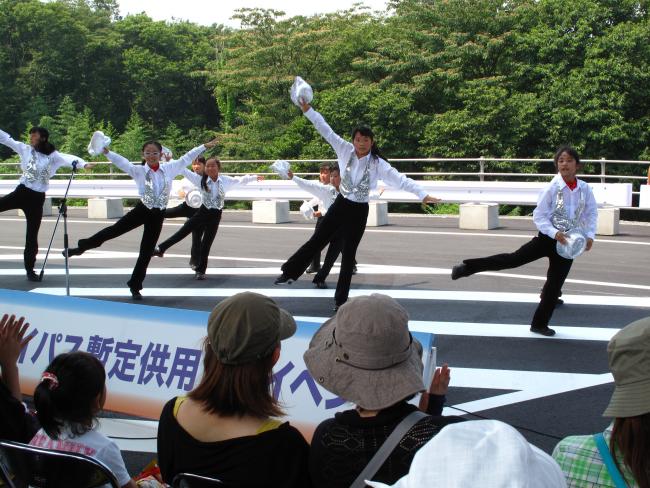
top-left (142, 170), bottom-right (170, 209)
top-left (551, 183), bottom-right (586, 232)
top-left (21, 149), bottom-right (52, 188)
top-left (339, 152), bottom-right (371, 201)
top-left (202, 179), bottom-right (226, 210)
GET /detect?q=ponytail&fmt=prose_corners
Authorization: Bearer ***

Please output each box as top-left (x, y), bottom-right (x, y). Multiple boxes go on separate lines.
top-left (33, 352), bottom-right (106, 439)
top-left (201, 173), bottom-right (209, 192)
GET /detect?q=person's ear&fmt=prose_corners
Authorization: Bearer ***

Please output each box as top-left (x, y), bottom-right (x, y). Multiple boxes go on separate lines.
top-left (271, 345), bottom-right (281, 367)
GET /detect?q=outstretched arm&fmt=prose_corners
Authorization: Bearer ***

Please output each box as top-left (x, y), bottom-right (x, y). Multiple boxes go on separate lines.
top-left (165, 137), bottom-right (217, 175)
top-left (102, 147), bottom-right (138, 179)
top-left (299, 101), bottom-right (351, 157)
top-left (377, 160), bottom-right (441, 203)
top-left (0, 129), bottom-right (30, 157)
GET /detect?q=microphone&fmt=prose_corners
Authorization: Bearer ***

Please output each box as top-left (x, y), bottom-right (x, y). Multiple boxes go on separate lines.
top-left (72, 160), bottom-right (78, 171)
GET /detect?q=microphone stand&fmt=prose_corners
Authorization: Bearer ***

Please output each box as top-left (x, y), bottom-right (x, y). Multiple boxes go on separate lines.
top-left (39, 161), bottom-right (78, 296)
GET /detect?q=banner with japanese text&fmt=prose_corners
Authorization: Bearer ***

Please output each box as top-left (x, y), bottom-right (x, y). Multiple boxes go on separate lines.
top-left (0, 289), bottom-right (434, 435)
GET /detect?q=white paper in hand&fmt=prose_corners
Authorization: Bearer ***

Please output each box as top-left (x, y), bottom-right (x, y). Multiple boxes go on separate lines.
top-left (271, 160), bottom-right (291, 179)
top-left (87, 131), bottom-right (111, 156)
top-left (290, 76), bottom-right (313, 107)
top-left (300, 200), bottom-right (315, 220)
top-left (161, 146), bottom-right (173, 161)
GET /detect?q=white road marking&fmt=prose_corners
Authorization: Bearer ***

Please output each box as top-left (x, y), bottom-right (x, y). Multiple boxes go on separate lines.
top-left (30, 287), bottom-right (650, 308)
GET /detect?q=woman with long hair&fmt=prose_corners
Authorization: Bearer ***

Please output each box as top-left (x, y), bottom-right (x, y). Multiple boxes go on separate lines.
top-left (156, 292), bottom-right (310, 486)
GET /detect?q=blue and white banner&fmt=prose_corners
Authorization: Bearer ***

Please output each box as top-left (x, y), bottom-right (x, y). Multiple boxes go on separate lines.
top-left (0, 289), bottom-right (434, 436)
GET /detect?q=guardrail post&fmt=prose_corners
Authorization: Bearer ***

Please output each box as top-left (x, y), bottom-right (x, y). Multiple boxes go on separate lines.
top-left (479, 156), bottom-right (485, 182)
top-left (600, 158), bottom-right (606, 184)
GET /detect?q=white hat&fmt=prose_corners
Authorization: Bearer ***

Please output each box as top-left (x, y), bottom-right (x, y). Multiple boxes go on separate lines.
top-left (366, 420), bottom-right (567, 488)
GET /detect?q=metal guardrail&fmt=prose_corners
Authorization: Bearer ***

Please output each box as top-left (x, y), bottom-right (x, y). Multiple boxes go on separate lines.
top-left (1, 157), bottom-right (649, 199)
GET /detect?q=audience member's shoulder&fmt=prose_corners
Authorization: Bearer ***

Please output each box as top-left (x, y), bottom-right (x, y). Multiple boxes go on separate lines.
top-left (276, 422), bottom-right (309, 446)
top-left (553, 434), bottom-right (595, 459)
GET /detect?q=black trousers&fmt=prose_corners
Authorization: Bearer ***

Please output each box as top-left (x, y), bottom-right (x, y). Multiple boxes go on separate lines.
top-left (77, 202), bottom-right (165, 291)
top-left (0, 184), bottom-right (45, 272)
top-left (309, 215), bottom-right (323, 270)
top-left (158, 206), bottom-right (222, 274)
top-left (313, 231), bottom-right (344, 283)
top-left (164, 202), bottom-right (201, 266)
top-left (463, 232), bottom-right (573, 329)
top-left (282, 194), bottom-right (368, 305)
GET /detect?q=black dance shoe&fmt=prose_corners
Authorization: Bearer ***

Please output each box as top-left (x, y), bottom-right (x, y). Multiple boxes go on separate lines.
top-left (274, 274), bottom-right (293, 285)
top-left (63, 247), bottom-right (83, 258)
top-left (195, 272), bottom-right (206, 281)
top-left (130, 288), bottom-right (143, 300)
top-left (152, 246), bottom-right (164, 258)
top-left (306, 266), bottom-right (320, 274)
top-left (313, 280), bottom-right (328, 289)
top-left (26, 270), bottom-right (40, 282)
top-left (530, 326), bottom-right (556, 337)
top-left (451, 264), bottom-right (470, 280)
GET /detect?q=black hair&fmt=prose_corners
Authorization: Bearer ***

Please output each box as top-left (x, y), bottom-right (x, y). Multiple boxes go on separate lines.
top-left (140, 140), bottom-right (163, 164)
top-left (33, 352), bottom-right (106, 439)
top-left (195, 156), bottom-right (206, 164)
top-left (319, 162), bottom-right (331, 171)
top-left (330, 164), bottom-right (340, 175)
top-left (351, 126), bottom-right (388, 162)
top-left (29, 127), bottom-right (56, 155)
top-left (553, 145), bottom-right (581, 170)
top-left (201, 157), bottom-right (222, 191)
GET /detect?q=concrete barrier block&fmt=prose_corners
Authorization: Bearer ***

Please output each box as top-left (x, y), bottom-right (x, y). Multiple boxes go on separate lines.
top-left (367, 201), bottom-right (389, 227)
top-left (597, 206), bottom-right (620, 236)
top-left (639, 185), bottom-right (650, 209)
top-left (459, 202), bottom-right (499, 230)
top-left (18, 197), bottom-right (52, 217)
top-left (252, 199), bottom-right (290, 224)
top-left (88, 197), bottom-right (124, 219)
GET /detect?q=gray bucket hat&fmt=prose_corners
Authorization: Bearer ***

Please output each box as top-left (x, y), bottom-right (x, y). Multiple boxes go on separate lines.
top-left (304, 294), bottom-right (424, 411)
top-left (603, 316), bottom-right (650, 418)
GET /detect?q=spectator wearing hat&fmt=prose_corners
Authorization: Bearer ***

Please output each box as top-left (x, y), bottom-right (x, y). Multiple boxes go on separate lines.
top-left (156, 292), bottom-right (311, 487)
top-left (366, 420), bottom-right (567, 488)
top-left (552, 316), bottom-right (650, 488)
top-left (304, 294), bottom-right (462, 488)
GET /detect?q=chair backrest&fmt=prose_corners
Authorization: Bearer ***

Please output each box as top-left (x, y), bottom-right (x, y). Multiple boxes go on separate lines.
top-left (172, 473), bottom-right (227, 488)
top-left (0, 439), bottom-right (120, 488)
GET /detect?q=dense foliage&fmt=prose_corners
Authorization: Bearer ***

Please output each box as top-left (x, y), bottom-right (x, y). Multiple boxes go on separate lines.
top-left (1, 0), bottom-right (648, 182)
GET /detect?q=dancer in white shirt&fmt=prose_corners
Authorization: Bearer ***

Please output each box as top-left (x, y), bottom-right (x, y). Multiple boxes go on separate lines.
top-left (164, 156), bottom-right (205, 270)
top-left (451, 146), bottom-right (598, 336)
top-left (306, 162), bottom-right (333, 275)
top-left (276, 100), bottom-right (440, 311)
top-left (65, 138), bottom-right (217, 299)
top-left (0, 127), bottom-right (90, 281)
top-left (153, 157), bottom-right (263, 280)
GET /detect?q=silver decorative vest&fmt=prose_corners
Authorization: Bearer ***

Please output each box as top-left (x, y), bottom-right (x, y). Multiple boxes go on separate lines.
top-left (339, 152), bottom-right (371, 201)
top-left (22, 150), bottom-right (52, 188)
top-left (550, 183), bottom-right (586, 232)
top-left (142, 171), bottom-right (170, 209)
top-left (202, 179), bottom-right (226, 210)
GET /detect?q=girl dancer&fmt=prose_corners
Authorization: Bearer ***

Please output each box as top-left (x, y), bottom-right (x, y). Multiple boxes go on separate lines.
top-left (164, 156), bottom-right (205, 270)
top-left (153, 157), bottom-right (263, 280)
top-left (451, 146), bottom-right (598, 336)
top-left (0, 127), bottom-right (90, 281)
top-left (275, 100), bottom-right (440, 310)
top-left (30, 351), bottom-right (137, 488)
top-left (66, 138), bottom-right (217, 299)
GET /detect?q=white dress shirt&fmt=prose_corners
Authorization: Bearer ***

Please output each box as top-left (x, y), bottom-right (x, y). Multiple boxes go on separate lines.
top-left (106, 145), bottom-right (205, 209)
top-left (533, 174), bottom-right (598, 240)
top-left (0, 129), bottom-right (87, 193)
top-left (303, 109), bottom-right (428, 203)
top-left (292, 176), bottom-right (338, 215)
top-left (182, 169), bottom-right (257, 210)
